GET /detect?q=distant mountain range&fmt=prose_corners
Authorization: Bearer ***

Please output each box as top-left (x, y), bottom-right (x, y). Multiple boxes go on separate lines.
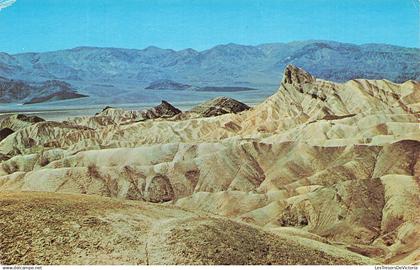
top-left (145, 79), bottom-right (192, 90)
top-left (0, 40), bottom-right (419, 104)
top-left (145, 79), bottom-right (256, 92)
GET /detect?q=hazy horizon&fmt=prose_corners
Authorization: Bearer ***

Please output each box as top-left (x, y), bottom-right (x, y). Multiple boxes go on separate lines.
top-left (0, 0), bottom-right (419, 54)
top-left (2, 39), bottom-right (420, 55)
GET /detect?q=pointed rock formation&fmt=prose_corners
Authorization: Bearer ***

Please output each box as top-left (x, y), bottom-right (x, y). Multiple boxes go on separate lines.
top-left (282, 64), bottom-right (316, 85)
top-left (188, 97), bottom-right (250, 117)
top-left (143, 100), bottom-right (182, 118)
top-left (76, 100), bottom-right (182, 127)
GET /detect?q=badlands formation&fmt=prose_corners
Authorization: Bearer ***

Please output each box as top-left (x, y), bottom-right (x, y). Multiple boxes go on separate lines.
top-left (0, 65), bottom-right (419, 265)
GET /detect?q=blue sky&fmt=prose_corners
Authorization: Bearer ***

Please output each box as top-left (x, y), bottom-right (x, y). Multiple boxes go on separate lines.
top-left (0, 0), bottom-right (419, 53)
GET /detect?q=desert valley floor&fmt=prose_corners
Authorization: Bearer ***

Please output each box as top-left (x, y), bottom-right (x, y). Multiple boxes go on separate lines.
top-left (0, 65), bottom-right (419, 265)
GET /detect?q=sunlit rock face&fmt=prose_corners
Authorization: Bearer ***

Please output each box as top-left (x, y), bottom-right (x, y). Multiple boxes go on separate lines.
top-left (0, 65), bottom-right (419, 265)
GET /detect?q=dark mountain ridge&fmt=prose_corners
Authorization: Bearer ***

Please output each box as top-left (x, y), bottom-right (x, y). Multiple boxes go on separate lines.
top-left (0, 77), bottom-right (87, 104)
top-left (145, 79), bottom-right (192, 90)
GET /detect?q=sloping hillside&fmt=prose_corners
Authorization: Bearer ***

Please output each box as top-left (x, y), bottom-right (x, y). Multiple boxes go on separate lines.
top-left (0, 65), bottom-right (418, 264)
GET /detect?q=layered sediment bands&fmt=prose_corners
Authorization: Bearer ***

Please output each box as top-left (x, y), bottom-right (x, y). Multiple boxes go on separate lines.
top-left (0, 65), bottom-right (419, 264)
top-left (0, 114), bottom-right (45, 131)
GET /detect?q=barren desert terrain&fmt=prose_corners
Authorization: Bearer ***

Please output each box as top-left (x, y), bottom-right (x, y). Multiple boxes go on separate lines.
top-left (0, 65), bottom-right (419, 265)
